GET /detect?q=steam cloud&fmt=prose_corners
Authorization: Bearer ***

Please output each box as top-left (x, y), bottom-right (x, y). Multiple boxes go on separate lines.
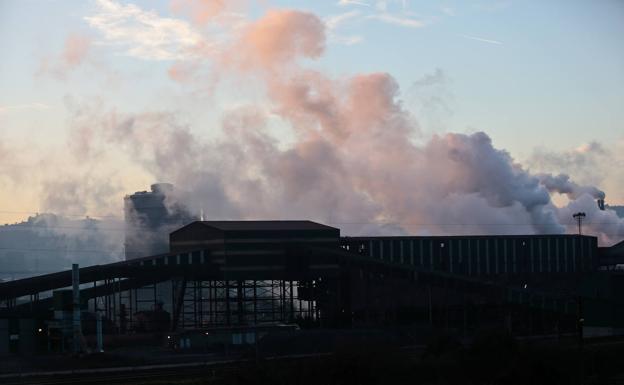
top-left (2, 2), bottom-right (624, 273)
top-left (54, 7), bottom-right (623, 246)
top-left (538, 173), bottom-right (606, 200)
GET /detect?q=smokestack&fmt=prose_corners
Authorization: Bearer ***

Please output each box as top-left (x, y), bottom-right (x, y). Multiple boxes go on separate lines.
top-left (597, 199), bottom-right (605, 211)
top-left (151, 183), bottom-right (174, 194)
top-left (124, 183), bottom-right (197, 259)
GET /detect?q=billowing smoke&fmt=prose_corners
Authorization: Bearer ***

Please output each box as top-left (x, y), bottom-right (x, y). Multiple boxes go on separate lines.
top-left (538, 173), bottom-right (606, 200)
top-left (608, 205), bottom-right (624, 219)
top-left (555, 194), bottom-right (624, 245)
top-left (2, 1), bottom-right (623, 270)
top-left (529, 141), bottom-right (624, 204)
top-left (124, 183), bottom-right (197, 259)
top-left (54, 6), bottom-right (623, 246)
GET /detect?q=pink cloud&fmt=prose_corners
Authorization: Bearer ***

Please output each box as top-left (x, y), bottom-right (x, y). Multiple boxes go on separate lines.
top-left (170, 0), bottom-right (229, 25)
top-left (227, 9), bottom-right (325, 70)
top-left (63, 34), bottom-right (91, 68)
top-left (38, 33), bottom-right (92, 79)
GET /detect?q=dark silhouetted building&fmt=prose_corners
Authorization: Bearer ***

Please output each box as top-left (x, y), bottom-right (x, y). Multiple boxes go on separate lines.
top-left (170, 220), bottom-right (340, 253)
top-left (124, 183), bottom-right (195, 260)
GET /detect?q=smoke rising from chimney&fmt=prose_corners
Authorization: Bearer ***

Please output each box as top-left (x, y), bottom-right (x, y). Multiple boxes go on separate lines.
top-left (2, 4), bottom-right (624, 256)
top-left (538, 173), bottom-right (606, 200)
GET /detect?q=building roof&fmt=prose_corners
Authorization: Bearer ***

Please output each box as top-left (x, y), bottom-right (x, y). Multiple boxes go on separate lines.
top-left (599, 239), bottom-right (624, 259)
top-left (183, 220), bottom-right (339, 232)
top-left (342, 234), bottom-right (597, 240)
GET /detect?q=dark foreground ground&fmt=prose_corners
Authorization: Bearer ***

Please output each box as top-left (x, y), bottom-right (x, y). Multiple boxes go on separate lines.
top-left (223, 334), bottom-right (624, 385)
top-left (2, 331), bottom-right (624, 385)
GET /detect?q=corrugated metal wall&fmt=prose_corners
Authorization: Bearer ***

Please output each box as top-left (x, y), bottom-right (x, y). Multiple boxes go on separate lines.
top-left (341, 235), bottom-right (597, 275)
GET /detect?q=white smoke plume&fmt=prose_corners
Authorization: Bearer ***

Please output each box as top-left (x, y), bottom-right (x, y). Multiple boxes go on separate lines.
top-left (529, 141), bottom-right (624, 204)
top-left (538, 173), bottom-right (606, 200)
top-left (52, 6), bottom-right (624, 246)
top-left (2, 2), bottom-right (623, 265)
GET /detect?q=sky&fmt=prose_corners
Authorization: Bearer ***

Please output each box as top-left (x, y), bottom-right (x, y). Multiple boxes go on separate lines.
top-left (0, 0), bottom-right (623, 241)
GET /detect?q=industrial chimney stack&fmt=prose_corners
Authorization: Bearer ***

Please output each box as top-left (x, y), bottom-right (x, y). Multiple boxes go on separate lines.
top-left (597, 198), bottom-right (605, 211)
top-left (123, 183), bottom-right (196, 260)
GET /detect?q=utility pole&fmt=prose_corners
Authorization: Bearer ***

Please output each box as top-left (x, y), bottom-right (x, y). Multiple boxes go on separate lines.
top-left (572, 212), bottom-right (586, 236)
top-left (72, 264), bottom-right (82, 355)
top-left (572, 211), bottom-right (586, 383)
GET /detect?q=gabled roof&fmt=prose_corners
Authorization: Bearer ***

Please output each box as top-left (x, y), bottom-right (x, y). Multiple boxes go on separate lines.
top-left (183, 220), bottom-right (338, 232)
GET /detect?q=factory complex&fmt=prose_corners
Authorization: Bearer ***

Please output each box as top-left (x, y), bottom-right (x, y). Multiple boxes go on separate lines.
top-left (1, 185), bottom-right (624, 356)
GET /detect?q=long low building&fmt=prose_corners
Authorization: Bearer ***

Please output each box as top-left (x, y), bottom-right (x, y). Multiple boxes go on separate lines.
top-left (340, 234), bottom-right (598, 276)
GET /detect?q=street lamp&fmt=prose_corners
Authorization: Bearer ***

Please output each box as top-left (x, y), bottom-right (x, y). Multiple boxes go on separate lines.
top-left (572, 212), bottom-right (586, 236)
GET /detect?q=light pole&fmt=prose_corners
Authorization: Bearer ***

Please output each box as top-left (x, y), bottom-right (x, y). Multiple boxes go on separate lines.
top-left (572, 212), bottom-right (586, 236)
top-left (572, 213), bottom-right (586, 383)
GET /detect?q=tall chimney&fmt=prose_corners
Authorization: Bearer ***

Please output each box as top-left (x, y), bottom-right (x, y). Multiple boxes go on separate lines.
top-left (597, 199), bottom-right (605, 211)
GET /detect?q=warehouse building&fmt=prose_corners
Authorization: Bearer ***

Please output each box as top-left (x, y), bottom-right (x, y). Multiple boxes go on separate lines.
top-left (341, 234), bottom-right (597, 276)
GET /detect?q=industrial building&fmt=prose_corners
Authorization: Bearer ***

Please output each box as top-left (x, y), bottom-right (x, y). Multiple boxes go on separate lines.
top-left (124, 183), bottom-right (196, 260)
top-left (340, 234), bottom-right (598, 276)
top-left (1, 220), bottom-right (623, 355)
